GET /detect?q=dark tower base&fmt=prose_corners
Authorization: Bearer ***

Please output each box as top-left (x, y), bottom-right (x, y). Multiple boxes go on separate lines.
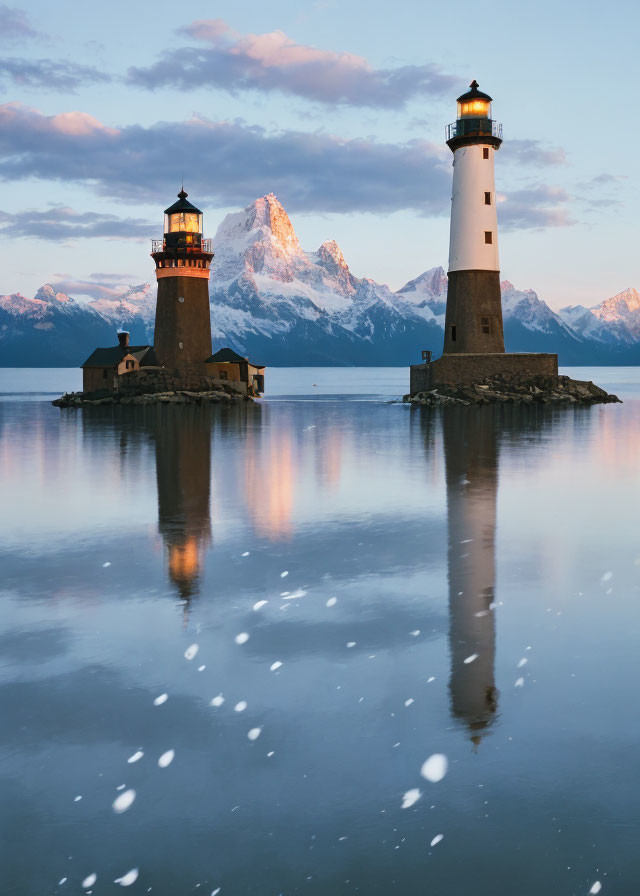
top-left (443, 270), bottom-right (505, 354)
top-left (154, 276), bottom-right (212, 370)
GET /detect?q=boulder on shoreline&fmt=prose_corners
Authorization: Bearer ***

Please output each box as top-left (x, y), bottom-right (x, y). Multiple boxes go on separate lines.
top-left (403, 374), bottom-right (621, 407)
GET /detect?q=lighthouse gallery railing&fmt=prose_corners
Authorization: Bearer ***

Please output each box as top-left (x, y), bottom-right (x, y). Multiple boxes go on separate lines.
top-left (151, 238), bottom-right (213, 253)
top-left (445, 120), bottom-right (502, 141)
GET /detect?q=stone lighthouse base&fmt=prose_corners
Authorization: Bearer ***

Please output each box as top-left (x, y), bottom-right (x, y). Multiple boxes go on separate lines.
top-left (406, 353), bottom-right (621, 406)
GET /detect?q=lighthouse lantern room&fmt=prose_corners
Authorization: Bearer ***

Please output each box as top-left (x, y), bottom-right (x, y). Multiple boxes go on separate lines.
top-left (443, 80), bottom-right (505, 354)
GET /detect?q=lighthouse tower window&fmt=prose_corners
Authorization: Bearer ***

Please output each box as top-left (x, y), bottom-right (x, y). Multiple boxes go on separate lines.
top-left (484, 231), bottom-right (493, 244)
top-left (484, 192), bottom-right (491, 205)
top-left (481, 317), bottom-right (491, 335)
top-left (450, 325), bottom-right (457, 343)
top-left (483, 147), bottom-right (489, 159)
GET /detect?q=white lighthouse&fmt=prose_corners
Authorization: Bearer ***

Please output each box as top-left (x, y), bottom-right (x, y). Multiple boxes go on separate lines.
top-left (443, 81), bottom-right (505, 354)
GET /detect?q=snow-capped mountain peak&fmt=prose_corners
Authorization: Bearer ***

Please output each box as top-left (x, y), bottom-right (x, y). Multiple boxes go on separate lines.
top-left (34, 284), bottom-right (74, 305)
top-left (4, 195), bottom-right (640, 366)
top-left (317, 240), bottom-right (349, 271)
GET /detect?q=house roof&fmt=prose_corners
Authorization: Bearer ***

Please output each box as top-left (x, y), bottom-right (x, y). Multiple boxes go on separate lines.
top-left (81, 344), bottom-right (157, 368)
top-left (206, 347), bottom-right (265, 368)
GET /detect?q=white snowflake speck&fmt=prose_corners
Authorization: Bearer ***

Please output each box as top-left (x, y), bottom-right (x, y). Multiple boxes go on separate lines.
top-left (270, 661), bottom-right (282, 671)
top-left (158, 750), bottom-right (175, 768)
top-left (517, 658), bottom-right (528, 668)
top-left (326, 597), bottom-right (337, 607)
top-left (346, 641), bottom-right (356, 648)
top-left (464, 654), bottom-right (478, 664)
top-left (102, 562), bottom-right (111, 568)
top-left (420, 754), bottom-right (448, 783)
top-left (280, 571), bottom-right (289, 578)
top-left (430, 834), bottom-right (444, 847)
top-left (127, 751), bottom-right (143, 764)
top-left (184, 644), bottom-right (199, 661)
top-left (253, 600), bottom-right (268, 611)
top-left (247, 728), bottom-right (262, 741)
top-left (590, 883), bottom-right (602, 894)
top-left (82, 873), bottom-right (97, 888)
top-left (409, 630), bottom-right (420, 637)
top-left (401, 788), bottom-right (422, 809)
top-left (235, 632), bottom-right (250, 645)
top-left (241, 552), bottom-right (250, 557)
top-left (515, 677), bottom-right (525, 688)
top-left (282, 589), bottom-right (307, 600)
top-left (234, 701), bottom-right (247, 712)
top-left (210, 694), bottom-right (224, 707)
top-left (153, 693), bottom-right (168, 706)
top-left (404, 698), bottom-right (414, 707)
top-left (113, 789), bottom-right (136, 813)
top-left (114, 868), bottom-right (139, 887)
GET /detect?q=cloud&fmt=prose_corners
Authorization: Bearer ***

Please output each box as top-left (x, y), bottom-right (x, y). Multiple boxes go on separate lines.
top-left (0, 205), bottom-right (153, 240)
top-left (0, 104), bottom-right (576, 232)
top-left (127, 19), bottom-right (457, 108)
top-left (501, 139), bottom-right (567, 167)
top-left (587, 173), bottom-right (627, 186)
top-left (497, 185), bottom-right (573, 230)
top-left (86, 272), bottom-right (141, 282)
top-left (0, 58), bottom-right (111, 91)
top-left (0, 103), bottom-right (451, 215)
top-left (0, 4), bottom-right (39, 41)
top-left (48, 277), bottom-right (136, 300)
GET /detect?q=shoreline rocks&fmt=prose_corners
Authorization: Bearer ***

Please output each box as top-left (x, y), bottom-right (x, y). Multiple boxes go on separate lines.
top-left (52, 388), bottom-right (252, 408)
top-left (403, 374), bottom-right (621, 407)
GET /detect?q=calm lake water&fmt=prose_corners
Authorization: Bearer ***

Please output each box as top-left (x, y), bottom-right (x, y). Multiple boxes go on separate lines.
top-left (1, 367), bottom-right (639, 895)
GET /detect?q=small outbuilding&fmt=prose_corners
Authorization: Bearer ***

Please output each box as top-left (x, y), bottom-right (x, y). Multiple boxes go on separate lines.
top-left (205, 347), bottom-right (265, 395)
top-left (81, 331), bottom-right (157, 393)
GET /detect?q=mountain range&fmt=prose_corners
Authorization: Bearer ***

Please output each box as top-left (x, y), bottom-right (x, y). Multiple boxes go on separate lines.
top-left (2, 193), bottom-right (640, 367)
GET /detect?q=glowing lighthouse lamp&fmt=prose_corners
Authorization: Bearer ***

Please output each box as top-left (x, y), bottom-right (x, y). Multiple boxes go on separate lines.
top-left (443, 81), bottom-right (505, 354)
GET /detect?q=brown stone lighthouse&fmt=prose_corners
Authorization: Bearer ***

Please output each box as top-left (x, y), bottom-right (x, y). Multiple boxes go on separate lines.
top-left (151, 189), bottom-right (214, 370)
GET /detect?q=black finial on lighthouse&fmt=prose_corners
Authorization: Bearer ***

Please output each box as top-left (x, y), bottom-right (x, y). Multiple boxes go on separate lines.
top-left (470, 79), bottom-right (479, 89)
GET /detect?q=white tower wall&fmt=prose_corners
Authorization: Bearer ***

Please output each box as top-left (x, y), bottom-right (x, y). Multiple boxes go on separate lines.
top-left (448, 144), bottom-right (500, 273)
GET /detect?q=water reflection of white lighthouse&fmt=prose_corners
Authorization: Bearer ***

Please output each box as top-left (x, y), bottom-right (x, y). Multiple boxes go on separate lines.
top-left (443, 408), bottom-right (499, 744)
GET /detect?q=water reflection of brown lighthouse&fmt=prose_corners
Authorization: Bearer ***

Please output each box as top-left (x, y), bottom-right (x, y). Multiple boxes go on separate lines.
top-left (443, 408), bottom-right (499, 744)
top-left (155, 406), bottom-right (213, 601)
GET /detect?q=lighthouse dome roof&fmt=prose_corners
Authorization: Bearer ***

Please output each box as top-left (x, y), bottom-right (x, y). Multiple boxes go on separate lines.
top-left (164, 188), bottom-right (202, 215)
top-left (457, 80), bottom-right (492, 103)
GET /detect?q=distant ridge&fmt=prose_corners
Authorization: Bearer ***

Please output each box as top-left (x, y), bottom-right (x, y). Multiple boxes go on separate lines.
top-left (2, 194), bottom-right (640, 366)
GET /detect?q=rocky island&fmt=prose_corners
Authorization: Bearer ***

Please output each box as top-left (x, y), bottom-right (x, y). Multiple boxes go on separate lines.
top-left (52, 367), bottom-right (252, 408)
top-left (404, 373), bottom-right (621, 407)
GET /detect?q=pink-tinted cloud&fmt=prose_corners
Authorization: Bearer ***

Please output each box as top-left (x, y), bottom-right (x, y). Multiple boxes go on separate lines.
top-left (0, 104), bottom-right (573, 231)
top-left (0, 103), bottom-right (451, 215)
top-left (128, 19), bottom-right (457, 108)
top-left (48, 277), bottom-right (134, 300)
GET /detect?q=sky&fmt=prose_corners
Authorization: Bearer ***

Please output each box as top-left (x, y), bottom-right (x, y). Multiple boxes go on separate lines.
top-left (0, 0), bottom-right (638, 310)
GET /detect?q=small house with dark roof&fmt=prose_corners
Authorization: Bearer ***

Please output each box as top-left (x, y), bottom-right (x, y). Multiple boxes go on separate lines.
top-left (205, 348), bottom-right (265, 394)
top-left (81, 331), bottom-right (157, 393)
